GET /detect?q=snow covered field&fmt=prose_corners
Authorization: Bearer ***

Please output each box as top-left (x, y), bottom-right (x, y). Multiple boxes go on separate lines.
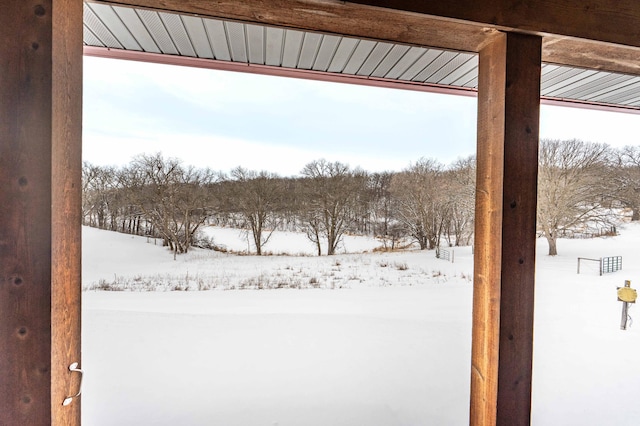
top-left (82, 224), bottom-right (640, 425)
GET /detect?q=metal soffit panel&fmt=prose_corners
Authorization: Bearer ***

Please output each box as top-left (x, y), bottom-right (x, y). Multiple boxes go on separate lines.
top-left (83, 2), bottom-right (640, 111)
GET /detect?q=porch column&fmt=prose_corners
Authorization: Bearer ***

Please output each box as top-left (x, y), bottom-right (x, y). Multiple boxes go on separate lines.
top-left (0, 1), bottom-right (83, 425)
top-left (471, 32), bottom-right (541, 425)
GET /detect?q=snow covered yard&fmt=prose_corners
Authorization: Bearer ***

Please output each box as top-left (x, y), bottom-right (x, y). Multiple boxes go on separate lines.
top-left (82, 224), bottom-right (640, 425)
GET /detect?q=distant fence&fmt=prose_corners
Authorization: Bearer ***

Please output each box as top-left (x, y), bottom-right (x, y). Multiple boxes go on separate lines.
top-left (436, 247), bottom-right (454, 263)
top-left (577, 256), bottom-right (622, 276)
top-left (560, 226), bottom-right (617, 239)
top-left (602, 256), bottom-right (623, 274)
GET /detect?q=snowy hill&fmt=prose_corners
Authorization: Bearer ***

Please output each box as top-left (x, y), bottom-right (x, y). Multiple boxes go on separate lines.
top-left (82, 223), bottom-right (640, 425)
top-left (82, 225), bottom-right (473, 291)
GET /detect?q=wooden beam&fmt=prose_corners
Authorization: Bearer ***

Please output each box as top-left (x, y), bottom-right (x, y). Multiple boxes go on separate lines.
top-left (92, 0), bottom-right (640, 75)
top-left (348, 0), bottom-right (640, 49)
top-left (472, 32), bottom-right (540, 425)
top-left (542, 37), bottom-right (640, 75)
top-left (90, 0), bottom-right (499, 53)
top-left (348, 0), bottom-right (640, 74)
top-left (0, 0), bottom-right (83, 425)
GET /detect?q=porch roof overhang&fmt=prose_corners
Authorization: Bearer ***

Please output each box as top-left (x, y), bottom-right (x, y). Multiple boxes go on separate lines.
top-left (7, 1), bottom-right (640, 425)
top-left (84, 1), bottom-right (640, 113)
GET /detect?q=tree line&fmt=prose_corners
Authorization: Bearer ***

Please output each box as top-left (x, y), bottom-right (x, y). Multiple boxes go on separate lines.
top-left (82, 139), bottom-right (640, 257)
top-left (82, 153), bottom-right (476, 257)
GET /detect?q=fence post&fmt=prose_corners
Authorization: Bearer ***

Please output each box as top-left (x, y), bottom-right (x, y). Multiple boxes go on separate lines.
top-left (599, 257), bottom-right (603, 276)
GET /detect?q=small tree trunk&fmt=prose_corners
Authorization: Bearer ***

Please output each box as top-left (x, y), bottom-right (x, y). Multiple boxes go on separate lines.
top-left (546, 234), bottom-right (558, 256)
top-left (327, 237), bottom-right (336, 255)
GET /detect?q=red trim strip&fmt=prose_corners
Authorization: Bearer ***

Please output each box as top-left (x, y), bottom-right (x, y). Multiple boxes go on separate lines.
top-left (83, 46), bottom-right (640, 114)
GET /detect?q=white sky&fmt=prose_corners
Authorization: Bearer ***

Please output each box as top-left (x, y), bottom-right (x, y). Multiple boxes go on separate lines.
top-left (83, 56), bottom-right (640, 177)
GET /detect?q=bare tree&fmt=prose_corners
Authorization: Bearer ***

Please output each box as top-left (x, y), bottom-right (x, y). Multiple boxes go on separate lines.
top-left (299, 159), bottom-right (368, 255)
top-left (537, 138), bottom-right (616, 256)
top-left (225, 167), bottom-right (284, 255)
top-left (613, 145), bottom-right (640, 221)
top-left (279, 177), bottom-right (305, 232)
top-left (122, 153), bottom-right (215, 257)
top-left (442, 156), bottom-right (476, 247)
top-left (175, 165), bottom-right (218, 250)
top-left (82, 162), bottom-right (118, 229)
top-left (367, 171), bottom-right (397, 244)
top-left (390, 158), bottom-right (448, 250)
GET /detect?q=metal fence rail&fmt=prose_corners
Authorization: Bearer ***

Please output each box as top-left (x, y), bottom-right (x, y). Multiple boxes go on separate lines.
top-left (436, 247), bottom-right (454, 263)
top-left (577, 256), bottom-right (622, 275)
top-left (602, 256), bottom-right (622, 274)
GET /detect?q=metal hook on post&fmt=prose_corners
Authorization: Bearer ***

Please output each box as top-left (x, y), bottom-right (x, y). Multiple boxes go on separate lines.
top-left (62, 362), bottom-right (84, 406)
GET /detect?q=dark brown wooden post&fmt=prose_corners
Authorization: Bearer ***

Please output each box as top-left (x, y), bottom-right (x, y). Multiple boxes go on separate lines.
top-left (471, 32), bottom-right (541, 426)
top-left (0, 1), bottom-right (83, 425)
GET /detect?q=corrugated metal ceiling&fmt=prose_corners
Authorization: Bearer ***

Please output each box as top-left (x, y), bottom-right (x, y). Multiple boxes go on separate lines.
top-left (83, 2), bottom-right (640, 111)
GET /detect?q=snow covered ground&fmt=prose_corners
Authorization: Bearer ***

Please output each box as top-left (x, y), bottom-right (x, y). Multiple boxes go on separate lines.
top-left (82, 224), bottom-right (640, 425)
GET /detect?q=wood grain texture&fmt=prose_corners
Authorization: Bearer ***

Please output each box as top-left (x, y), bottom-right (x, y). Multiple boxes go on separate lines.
top-left (51, 0), bottom-right (84, 424)
top-left (91, 0), bottom-right (495, 52)
top-left (542, 37), bottom-right (640, 75)
top-left (471, 33), bottom-right (507, 426)
top-left (1, 1), bottom-right (82, 424)
top-left (349, 0), bottom-right (640, 49)
top-left (471, 32), bottom-right (540, 426)
top-left (497, 32), bottom-right (540, 426)
top-left (92, 0), bottom-right (640, 75)
top-left (0, 1), bottom-right (54, 424)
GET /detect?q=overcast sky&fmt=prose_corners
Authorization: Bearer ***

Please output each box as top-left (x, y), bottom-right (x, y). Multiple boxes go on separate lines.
top-left (83, 56), bottom-right (640, 177)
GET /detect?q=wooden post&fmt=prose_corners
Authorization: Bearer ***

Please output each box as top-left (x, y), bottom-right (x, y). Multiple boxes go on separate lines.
top-left (0, 1), bottom-right (83, 425)
top-left (618, 280), bottom-right (637, 330)
top-left (52, 0), bottom-right (84, 424)
top-left (471, 32), bottom-right (541, 426)
top-left (620, 301), bottom-right (630, 330)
